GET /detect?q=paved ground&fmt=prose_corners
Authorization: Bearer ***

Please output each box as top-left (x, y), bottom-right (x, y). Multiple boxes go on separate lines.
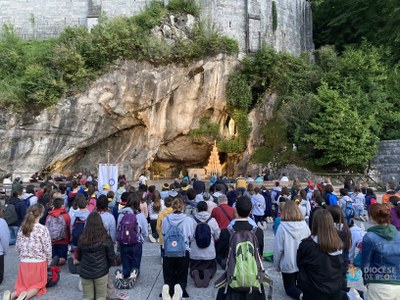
top-left (0, 219), bottom-right (367, 300)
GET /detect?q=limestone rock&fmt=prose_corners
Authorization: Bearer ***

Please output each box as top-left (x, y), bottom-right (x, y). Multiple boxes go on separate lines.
top-left (0, 55), bottom-right (238, 180)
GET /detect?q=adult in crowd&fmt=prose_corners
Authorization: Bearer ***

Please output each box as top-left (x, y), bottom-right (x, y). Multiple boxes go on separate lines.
top-left (77, 212), bottom-right (116, 300)
top-left (274, 200), bottom-right (310, 300)
top-left (361, 203), bottom-right (400, 299)
top-left (297, 209), bottom-right (344, 300)
top-left (161, 197), bottom-right (195, 299)
top-left (389, 195), bottom-right (400, 231)
top-left (192, 174), bottom-right (205, 195)
top-left (0, 208), bottom-right (10, 285)
top-left (189, 201), bottom-right (220, 288)
top-left (211, 195), bottom-right (235, 230)
top-left (8, 188), bottom-right (27, 245)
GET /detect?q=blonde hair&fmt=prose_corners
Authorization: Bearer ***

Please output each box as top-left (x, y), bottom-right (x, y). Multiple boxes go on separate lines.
top-left (21, 204), bottom-right (44, 237)
top-left (171, 197), bottom-right (185, 212)
top-left (281, 200), bottom-right (304, 221)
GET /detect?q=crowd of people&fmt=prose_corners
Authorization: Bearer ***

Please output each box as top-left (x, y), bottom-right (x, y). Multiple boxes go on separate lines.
top-left (0, 173), bottom-right (400, 300)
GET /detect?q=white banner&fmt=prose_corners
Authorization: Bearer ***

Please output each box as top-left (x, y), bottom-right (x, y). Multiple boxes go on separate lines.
top-left (98, 164), bottom-right (118, 194)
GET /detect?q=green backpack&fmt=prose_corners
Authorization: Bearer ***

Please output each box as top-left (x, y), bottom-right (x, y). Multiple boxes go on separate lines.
top-left (215, 227), bottom-right (273, 298)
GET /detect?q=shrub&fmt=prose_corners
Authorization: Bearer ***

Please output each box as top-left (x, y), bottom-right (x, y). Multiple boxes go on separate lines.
top-left (167, 0), bottom-right (202, 17)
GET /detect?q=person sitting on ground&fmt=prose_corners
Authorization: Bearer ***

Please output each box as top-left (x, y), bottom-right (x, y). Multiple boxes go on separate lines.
top-left (211, 194), bottom-right (236, 230)
top-left (361, 203), bottom-right (400, 300)
top-left (274, 200), bottom-right (310, 300)
top-left (215, 196), bottom-right (265, 300)
top-left (77, 212), bottom-right (116, 300)
top-left (45, 196), bottom-right (71, 266)
top-left (6, 204), bottom-right (52, 300)
top-left (189, 201), bottom-right (220, 288)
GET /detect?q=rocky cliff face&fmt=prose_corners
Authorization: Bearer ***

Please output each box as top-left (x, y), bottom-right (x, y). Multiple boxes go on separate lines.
top-left (0, 54), bottom-right (239, 179)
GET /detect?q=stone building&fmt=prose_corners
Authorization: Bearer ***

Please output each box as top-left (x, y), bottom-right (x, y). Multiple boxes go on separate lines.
top-left (0, 0), bottom-right (313, 55)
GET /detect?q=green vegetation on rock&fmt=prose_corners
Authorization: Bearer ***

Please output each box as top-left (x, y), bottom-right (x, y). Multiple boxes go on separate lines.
top-left (0, 0), bottom-right (238, 111)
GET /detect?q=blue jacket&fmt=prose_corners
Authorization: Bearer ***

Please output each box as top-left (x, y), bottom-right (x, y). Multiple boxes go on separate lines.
top-left (361, 225), bottom-right (400, 285)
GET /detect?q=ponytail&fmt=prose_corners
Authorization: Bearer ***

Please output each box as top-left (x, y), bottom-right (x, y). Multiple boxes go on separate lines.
top-left (21, 204), bottom-right (44, 237)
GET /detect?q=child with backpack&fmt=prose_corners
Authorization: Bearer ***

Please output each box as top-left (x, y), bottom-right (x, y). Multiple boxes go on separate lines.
top-left (339, 188), bottom-right (355, 224)
top-left (190, 201), bottom-right (220, 288)
top-left (76, 212), bottom-right (116, 300)
top-left (353, 186), bottom-right (366, 221)
top-left (70, 195), bottom-right (90, 250)
top-left (215, 196), bottom-right (269, 300)
top-left (116, 192), bottom-right (148, 289)
top-left (45, 196), bottom-right (71, 266)
top-left (161, 197), bottom-right (195, 299)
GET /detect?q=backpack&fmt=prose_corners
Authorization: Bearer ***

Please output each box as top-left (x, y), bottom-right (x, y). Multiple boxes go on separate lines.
top-left (163, 217), bottom-right (186, 257)
top-left (46, 266), bottom-right (61, 287)
top-left (328, 194), bottom-right (338, 205)
top-left (25, 194), bottom-right (35, 207)
top-left (45, 213), bottom-right (67, 241)
top-left (71, 217), bottom-right (86, 246)
top-left (193, 216), bottom-right (212, 249)
top-left (345, 200), bottom-right (355, 220)
top-left (215, 227), bottom-right (273, 297)
top-left (117, 212), bottom-right (139, 245)
top-left (3, 203), bottom-right (18, 225)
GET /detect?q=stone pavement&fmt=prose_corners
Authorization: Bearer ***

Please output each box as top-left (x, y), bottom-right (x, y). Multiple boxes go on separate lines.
top-left (0, 221), bottom-right (367, 300)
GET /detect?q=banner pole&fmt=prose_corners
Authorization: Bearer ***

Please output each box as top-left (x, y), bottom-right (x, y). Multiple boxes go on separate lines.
top-left (107, 149), bottom-right (111, 184)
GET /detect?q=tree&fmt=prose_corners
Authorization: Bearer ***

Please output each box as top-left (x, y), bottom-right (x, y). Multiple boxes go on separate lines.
top-left (303, 84), bottom-right (378, 169)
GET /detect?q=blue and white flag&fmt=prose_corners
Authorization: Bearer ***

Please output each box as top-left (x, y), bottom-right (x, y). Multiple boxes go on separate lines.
top-left (98, 164), bottom-right (118, 194)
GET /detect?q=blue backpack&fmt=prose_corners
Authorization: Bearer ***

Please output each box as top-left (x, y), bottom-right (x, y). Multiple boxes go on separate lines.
top-left (329, 194), bottom-right (338, 205)
top-left (345, 200), bottom-right (355, 220)
top-left (193, 216), bottom-right (212, 249)
top-left (164, 217), bottom-right (186, 257)
top-left (71, 217), bottom-right (86, 246)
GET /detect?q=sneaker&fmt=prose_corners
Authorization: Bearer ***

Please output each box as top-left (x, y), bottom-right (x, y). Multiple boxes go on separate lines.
top-left (2, 290), bottom-right (10, 300)
top-left (115, 269), bottom-right (123, 280)
top-left (50, 255), bottom-right (60, 267)
top-left (262, 221), bottom-right (268, 229)
top-left (172, 284), bottom-right (183, 300)
top-left (192, 270), bottom-right (202, 288)
top-left (16, 292), bottom-right (27, 300)
top-left (162, 284), bottom-right (172, 300)
top-left (202, 270), bottom-right (211, 288)
top-left (149, 234), bottom-right (157, 243)
top-left (129, 268), bottom-right (138, 282)
top-left (78, 279), bottom-right (83, 291)
top-left (347, 288), bottom-right (362, 300)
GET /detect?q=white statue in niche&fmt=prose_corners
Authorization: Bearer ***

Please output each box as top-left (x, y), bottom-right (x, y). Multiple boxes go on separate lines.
top-left (228, 118), bottom-right (236, 137)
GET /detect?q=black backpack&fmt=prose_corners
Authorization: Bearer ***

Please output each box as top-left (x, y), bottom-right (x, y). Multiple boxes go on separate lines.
top-left (193, 216), bottom-right (212, 249)
top-left (3, 203), bottom-right (18, 225)
top-left (71, 217), bottom-right (86, 246)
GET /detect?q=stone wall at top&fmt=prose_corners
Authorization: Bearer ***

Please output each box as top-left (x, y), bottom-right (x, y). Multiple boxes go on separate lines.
top-left (370, 140), bottom-right (400, 184)
top-left (0, 0), bottom-right (313, 55)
